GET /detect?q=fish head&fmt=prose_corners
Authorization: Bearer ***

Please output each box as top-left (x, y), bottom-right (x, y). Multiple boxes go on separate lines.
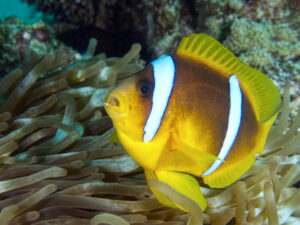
top-left (104, 66), bottom-right (154, 142)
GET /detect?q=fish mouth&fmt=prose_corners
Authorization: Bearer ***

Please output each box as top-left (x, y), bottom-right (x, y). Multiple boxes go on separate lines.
top-left (106, 95), bottom-right (119, 107)
top-left (104, 93), bottom-right (126, 119)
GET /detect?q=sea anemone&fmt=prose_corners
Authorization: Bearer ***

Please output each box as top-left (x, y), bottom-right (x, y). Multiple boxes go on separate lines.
top-left (0, 39), bottom-right (299, 225)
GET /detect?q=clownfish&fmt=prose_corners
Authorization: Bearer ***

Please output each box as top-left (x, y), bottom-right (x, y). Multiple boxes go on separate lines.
top-left (104, 33), bottom-right (281, 211)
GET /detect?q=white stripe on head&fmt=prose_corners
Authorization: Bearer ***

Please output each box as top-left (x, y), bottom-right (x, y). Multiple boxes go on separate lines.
top-left (143, 55), bottom-right (175, 143)
top-left (202, 74), bottom-right (242, 176)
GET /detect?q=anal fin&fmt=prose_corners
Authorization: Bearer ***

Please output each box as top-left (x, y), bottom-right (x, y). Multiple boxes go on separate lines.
top-left (145, 169), bottom-right (207, 211)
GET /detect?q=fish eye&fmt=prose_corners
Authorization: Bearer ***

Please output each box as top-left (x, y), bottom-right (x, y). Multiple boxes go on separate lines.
top-left (137, 80), bottom-right (153, 98)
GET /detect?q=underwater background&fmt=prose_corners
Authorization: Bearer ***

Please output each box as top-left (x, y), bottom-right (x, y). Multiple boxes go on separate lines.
top-left (0, 0), bottom-right (299, 224)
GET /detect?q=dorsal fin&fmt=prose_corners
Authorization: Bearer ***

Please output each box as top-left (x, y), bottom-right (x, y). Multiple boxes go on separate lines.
top-left (176, 33), bottom-right (281, 122)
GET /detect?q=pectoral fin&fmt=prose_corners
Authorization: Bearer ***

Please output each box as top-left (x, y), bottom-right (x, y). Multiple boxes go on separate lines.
top-left (145, 169), bottom-right (207, 211)
top-left (176, 138), bottom-right (221, 164)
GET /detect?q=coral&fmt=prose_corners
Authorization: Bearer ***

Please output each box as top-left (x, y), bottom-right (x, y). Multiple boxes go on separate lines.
top-left (21, 0), bottom-right (198, 58)
top-left (228, 0), bottom-right (244, 11)
top-left (224, 18), bottom-right (300, 58)
top-left (146, 0), bottom-right (181, 58)
top-left (204, 16), bottom-right (222, 39)
top-left (239, 47), bottom-right (273, 69)
top-left (22, 0), bottom-right (147, 31)
top-left (21, 0), bottom-right (299, 62)
top-left (22, 0), bottom-right (98, 25)
top-left (0, 17), bottom-right (61, 75)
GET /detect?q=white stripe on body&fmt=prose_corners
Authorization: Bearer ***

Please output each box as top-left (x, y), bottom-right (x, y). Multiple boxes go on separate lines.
top-left (143, 55), bottom-right (175, 143)
top-left (202, 75), bottom-right (242, 176)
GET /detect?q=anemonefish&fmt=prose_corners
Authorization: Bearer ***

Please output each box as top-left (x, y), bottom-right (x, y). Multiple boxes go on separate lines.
top-left (104, 33), bottom-right (281, 211)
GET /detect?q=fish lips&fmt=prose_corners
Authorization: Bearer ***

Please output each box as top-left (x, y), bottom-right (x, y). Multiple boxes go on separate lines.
top-left (104, 93), bottom-right (127, 120)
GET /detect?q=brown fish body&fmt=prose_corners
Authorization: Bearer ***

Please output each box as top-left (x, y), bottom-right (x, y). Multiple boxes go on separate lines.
top-left (152, 55), bottom-right (260, 179)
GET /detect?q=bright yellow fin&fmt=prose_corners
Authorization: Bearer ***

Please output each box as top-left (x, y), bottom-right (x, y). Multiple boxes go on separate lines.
top-left (145, 169), bottom-right (178, 209)
top-left (176, 33), bottom-right (281, 122)
top-left (145, 169), bottom-right (207, 211)
top-left (202, 153), bottom-right (256, 188)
